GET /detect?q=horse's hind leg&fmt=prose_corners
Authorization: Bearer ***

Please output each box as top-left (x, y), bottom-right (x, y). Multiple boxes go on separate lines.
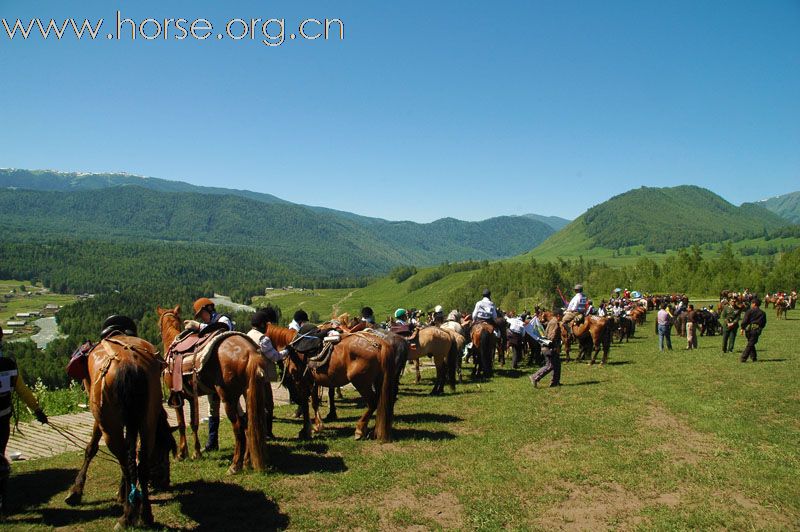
top-left (173, 403), bottom-right (189, 460)
top-left (65, 421), bottom-right (102, 506)
top-left (189, 395), bottom-right (202, 460)
top-left (352, 380), bottom-right (378, 440)
top-left (324, 386), bottom-right (338, 421)
top-left (414, 360), bottom-right (421, 384)
top-left (223, 397), bottom-right (245, 474)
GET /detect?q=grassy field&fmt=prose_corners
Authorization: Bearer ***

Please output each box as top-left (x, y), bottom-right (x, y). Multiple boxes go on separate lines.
top-left (0, 280), bottom-right (76, 340)
top-left (252, 269), bottom-right (478, 322)
top-left (4, 310), bottom-right (799, 530)
top-left (515, 228), bottom-right (800, 267)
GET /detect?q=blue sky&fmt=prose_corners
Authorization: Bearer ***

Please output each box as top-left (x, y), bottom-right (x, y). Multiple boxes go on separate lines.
top-left (1, 1), bottom-right (798, 222)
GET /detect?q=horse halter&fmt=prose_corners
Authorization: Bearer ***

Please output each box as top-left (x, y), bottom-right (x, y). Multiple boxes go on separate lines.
top-left (158, 311), bottom-right (181, 334)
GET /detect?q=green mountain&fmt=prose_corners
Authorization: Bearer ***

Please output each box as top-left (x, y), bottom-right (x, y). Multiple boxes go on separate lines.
top-left (0, 168), bottom-right (289, 205)
top-left (522, 213), bottom-right (571, 231)
top-left (0, 186), bottom-right (554, 275)
top-left (755, 191), bottom-right (800, 224)
top-left (525, 185), bottom-right (789, 258)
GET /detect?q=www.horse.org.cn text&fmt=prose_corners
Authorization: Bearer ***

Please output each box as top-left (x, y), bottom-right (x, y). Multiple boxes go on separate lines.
top-left (1, 11), bottom-right (345, 47)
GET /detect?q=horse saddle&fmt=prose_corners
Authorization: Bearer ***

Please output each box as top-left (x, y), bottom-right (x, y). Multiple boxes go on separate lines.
top-left (167, 329), bottom-right (235, 378)
top-left (66, 340), bottom-right (97, 382)
top-left (291, 324), bottom-right (341, 372)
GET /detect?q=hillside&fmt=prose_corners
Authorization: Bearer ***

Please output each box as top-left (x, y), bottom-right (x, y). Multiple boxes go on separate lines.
top-left (522, 213), bottom-right (571, 231)
top-left (0, 168), bottom-right (289, 205)
top-left (0, 186), bottom-right (554, 275)
top-left (524, 185), bottom-right (789, 258)
top-left (755, 191), bottom-right (800, 224)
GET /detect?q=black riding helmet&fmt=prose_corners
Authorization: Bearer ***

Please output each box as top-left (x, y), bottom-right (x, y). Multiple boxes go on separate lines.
top-left (100, 315), bottom-right (137, 339)
top-left (293, 309), bottom-right (309, 324)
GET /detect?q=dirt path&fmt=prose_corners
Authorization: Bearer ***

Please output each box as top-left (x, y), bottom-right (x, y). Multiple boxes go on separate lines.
top-left (7, 383), bottom-right (290, 461)
top-left (332, 290), bottom-right (356, 315)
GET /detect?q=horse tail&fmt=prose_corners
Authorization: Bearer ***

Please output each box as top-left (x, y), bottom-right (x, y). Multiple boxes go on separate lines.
top-left (245, 353), bottom-right (269, 471)
top-left (446, 337), bottom-right (458, 391)
top-left (479, 328), bottom-right (493, 376)
top-left (393, 340), bottom-right (408, 401)
top-left (374, 342), bottom-right (396, 442)
top-left (115, 360), bottom-right (149, 505)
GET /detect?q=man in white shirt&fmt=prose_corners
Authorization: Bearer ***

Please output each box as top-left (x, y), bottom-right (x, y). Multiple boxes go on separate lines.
top-left (561, 284), bottom-right (588, 334)
top-left (248, 310), bottom-right (288, 439)
top-left (472, 289), bottom-right (497, 323)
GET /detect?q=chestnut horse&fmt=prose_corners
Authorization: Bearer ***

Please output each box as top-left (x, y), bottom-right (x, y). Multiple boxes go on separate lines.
top-left (267, 325), bottom-right (397, 441)
top-left (157, 306), bottom-right (269, 473)
top-left (65, 334), bottom-right (176, 528)
top-left (470, 321), bottom-right (496, 379)
top-left (563, 315), bottom-right (612, 365)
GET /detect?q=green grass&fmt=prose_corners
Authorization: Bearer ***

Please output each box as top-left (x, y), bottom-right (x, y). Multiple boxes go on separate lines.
top-left (516, 227), bottom-right (800, 267)
top-left (252, 268), bottom-right (478, 321)
top-left (5, 313), bottom-right (800, 530)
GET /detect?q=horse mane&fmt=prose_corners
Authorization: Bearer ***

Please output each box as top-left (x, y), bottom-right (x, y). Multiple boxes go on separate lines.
top-left (265, 324), bottom-right (297, 349)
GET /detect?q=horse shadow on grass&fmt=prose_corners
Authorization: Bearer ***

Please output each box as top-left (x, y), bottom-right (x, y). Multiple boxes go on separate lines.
top-left (3, 468), bottom-right (121, 527)
top-left (562, 380), bottom-right (601, 387)
top-left (266, 442), bottom-right (347, 475)
top-left (494, 368), bottom-right (525, 378)
top-left (605, 360), bottom-right (633, 366)
top-left (174, 480), bottom-right (289, 530)
top-left (317, 425), bottom-right (456, 442)
top-left (394, 413), bottom-right (462, 424)
top-left (7, 468), bottom-right (77, 512)
top-left (757, 358), bottom-right (787, 363)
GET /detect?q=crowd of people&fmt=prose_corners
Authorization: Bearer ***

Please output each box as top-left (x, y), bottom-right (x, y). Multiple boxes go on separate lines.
top-left (0, 283), bottom-right (791, 518)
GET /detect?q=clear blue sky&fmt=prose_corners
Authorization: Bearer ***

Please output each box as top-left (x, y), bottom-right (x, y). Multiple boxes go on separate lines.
top-left (1, 1), bottom-right (798, 222)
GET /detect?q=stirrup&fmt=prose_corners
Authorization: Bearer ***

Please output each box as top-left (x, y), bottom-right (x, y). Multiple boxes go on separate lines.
top-left (167, 391), bottom-right (184, 408)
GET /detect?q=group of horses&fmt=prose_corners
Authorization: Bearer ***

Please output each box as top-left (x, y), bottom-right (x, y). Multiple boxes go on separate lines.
top-left (60, 299), bottom-right (655, 527)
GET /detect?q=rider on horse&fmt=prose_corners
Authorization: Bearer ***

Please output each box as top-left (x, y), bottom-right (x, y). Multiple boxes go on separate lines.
top-left (471, 289), bottom-right (497, 325)
top-left (1, 327), bottom-right (48, 517)
top-left (561, 284), bottom-right (588, 335)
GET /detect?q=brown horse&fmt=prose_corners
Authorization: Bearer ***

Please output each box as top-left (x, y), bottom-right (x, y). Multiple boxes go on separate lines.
top-left (470, 321), bottom-right (496, 379)
top-left (409, 326), bottom-right (459, 395)
top-left (157, 306), bottom-right (269, 473)
top-left (268, 325), bottom-right (397, 441)
top-left (563, 315), bottom-right (612, 365)
top-left (776, 298), bottom-right (788, 320)
top-left (65, 334), bottom-right (176, 527)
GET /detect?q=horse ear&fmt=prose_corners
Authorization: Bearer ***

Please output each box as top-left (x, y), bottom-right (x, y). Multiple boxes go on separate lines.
top-left (157, 306), bottom-right (164, 315)
top-left (174, 305), bottom-right (181, 315)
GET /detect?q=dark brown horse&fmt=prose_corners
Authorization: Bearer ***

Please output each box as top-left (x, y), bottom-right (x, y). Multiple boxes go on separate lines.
top-left (65, 334), bottom-right (176, 528)
top-left (267, 325), bottom-right (397, 442)
top-left (157, 306), bottom-right (269, 473)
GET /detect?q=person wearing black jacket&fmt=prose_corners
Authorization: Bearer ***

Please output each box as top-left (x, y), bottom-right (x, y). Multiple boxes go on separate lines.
top-left (739, 298), bottom-right (767, 362)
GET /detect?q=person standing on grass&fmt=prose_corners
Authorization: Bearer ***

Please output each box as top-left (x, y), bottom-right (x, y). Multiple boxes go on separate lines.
top-left (530, 307), bottom-right (562, 388)
top-left (740, 298), bottom-right (767, 362)
top-left (720, 299), bottom-right (742, 353)
top-left (656, 303), bottom-right (673, 351)
top-left (184, 297), bottom-right (234, 453)
top-left (0, 328), bottom-right (48, 517)
top-left (686, 304), bottom-right (698, 350)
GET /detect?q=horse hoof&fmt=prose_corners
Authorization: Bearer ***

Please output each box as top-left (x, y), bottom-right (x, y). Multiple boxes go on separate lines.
top-left (64, 491), bottom-right (82, 506)
top-left (298, 429), bottom-right (312, 440)
top-left (323, 413), bottom-right (338, 422)
top-left (354, 430), bottom-right (363, 441)
top-left (227, 466), bottom-right (241, 475)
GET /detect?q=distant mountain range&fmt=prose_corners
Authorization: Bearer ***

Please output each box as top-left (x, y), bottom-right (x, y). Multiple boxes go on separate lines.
top-left (756, 191), bottom-right (800, 225)
top-left (526, 185), bottom-right (792, 258)
top-left (0, 169), bottom-right (556, 275)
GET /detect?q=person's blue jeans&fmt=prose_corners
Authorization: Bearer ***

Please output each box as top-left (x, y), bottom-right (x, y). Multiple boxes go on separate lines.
top-left (658, 324), bottom-right (672, 351)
